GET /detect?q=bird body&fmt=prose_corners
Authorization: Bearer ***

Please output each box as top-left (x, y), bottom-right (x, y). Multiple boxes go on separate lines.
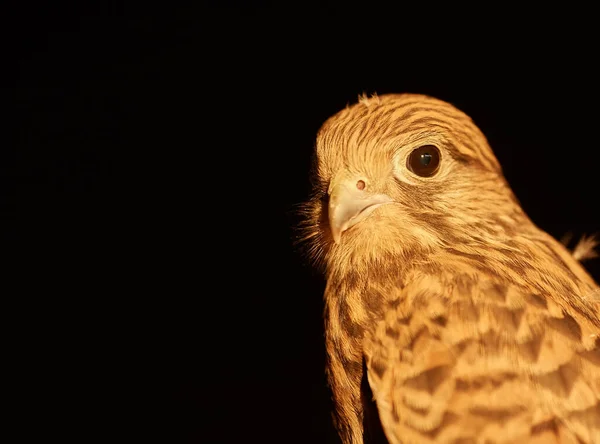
top-left (301, 94), bottom-right (600, 443)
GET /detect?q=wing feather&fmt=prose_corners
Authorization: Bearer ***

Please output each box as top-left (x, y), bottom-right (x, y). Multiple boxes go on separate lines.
top-left (364, 273), bottom-right (600, 444)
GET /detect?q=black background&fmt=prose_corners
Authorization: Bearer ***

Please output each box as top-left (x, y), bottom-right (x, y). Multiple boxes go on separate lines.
top-left (8, 3), bottom-right (599, 443)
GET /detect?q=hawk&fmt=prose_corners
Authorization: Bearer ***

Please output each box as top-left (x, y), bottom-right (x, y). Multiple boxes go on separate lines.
top-left (300, 93), bottom-right (600, 443)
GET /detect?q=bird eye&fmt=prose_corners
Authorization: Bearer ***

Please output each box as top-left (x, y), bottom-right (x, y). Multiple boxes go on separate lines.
top-left (406, 145), bottom-right (441, 177)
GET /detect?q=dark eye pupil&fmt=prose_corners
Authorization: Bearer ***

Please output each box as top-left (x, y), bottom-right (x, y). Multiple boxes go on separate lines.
top-left (406, 145), bottom-right (440, 177)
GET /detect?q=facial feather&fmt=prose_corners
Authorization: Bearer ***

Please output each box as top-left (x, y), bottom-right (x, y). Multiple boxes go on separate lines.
top-left (301, 93), bottom-right (597, 297)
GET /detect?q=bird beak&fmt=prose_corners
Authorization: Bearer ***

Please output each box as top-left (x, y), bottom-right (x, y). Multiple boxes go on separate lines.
top-left (328, 177), bottom-right (393, 244)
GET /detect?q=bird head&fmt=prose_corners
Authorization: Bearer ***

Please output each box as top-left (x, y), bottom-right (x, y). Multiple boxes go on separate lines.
top-left (299, 93), bottom-right (527, 273)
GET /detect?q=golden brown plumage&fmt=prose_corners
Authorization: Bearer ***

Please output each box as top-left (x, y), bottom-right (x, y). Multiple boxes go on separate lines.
top-left (300, 93), bottom-right (600, 443)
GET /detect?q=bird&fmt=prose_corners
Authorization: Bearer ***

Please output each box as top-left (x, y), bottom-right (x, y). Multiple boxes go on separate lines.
top-left (299, 93), bottom-right (600, 443)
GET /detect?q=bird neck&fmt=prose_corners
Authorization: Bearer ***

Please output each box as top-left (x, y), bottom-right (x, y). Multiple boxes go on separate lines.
top-left (324, 222), bottom-right (598, 332)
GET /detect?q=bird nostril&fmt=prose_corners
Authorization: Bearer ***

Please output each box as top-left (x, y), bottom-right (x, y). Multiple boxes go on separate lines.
top-left (356, 180), bottom-right (366, 190)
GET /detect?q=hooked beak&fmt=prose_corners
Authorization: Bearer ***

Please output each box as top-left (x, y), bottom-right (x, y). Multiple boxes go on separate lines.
top-left (328, 177), bottom-right (393, 244)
